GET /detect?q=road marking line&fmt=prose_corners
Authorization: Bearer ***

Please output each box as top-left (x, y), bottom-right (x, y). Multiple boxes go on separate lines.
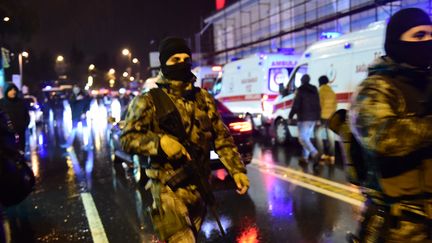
top-left (249, 162), bottom-right (364, 207)
top-left (251, 159), bottom-right (360, 193)
top-left (81, 193), bottom-right (109, 243)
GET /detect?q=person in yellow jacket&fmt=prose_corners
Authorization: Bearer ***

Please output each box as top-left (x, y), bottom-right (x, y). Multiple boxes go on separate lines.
top-left (314, 75), bottom-right (337, 164)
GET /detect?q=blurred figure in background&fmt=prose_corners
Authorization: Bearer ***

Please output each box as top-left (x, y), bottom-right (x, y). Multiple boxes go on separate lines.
top-left (62, 85), bottom-right (90, 148)
top-left (0, 106), bottom-right (18, 243)
top-left (103, 93), bottom-right (112, 117)
top-left (349, 8), bottom-right (432, 242)
top-left (118, 88), bottom-right (131, 120)
top-left (0, 83), bottom-right (30, 152)
top-left (314, 75), bottom-right (337, 165)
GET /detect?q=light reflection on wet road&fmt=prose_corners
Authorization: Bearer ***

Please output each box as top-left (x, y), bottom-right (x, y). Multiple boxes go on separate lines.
top-left (4, 100), bottom-right (359, 243)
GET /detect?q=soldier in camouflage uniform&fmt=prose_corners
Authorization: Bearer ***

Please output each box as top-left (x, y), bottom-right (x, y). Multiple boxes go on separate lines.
top-left (120, 37), bottom-right (249, 242)
top-left (348, 8), bottom-right (432, 242)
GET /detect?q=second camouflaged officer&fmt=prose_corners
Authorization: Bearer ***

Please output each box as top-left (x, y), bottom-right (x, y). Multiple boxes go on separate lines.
top-left (120, 37), bottom-right (249, 243)
top-left (349, 8), bottom-right (432, 242)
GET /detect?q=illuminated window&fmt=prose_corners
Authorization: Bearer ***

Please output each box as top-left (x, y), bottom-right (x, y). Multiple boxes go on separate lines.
top-left (268, 68), bottom-right (290, 92)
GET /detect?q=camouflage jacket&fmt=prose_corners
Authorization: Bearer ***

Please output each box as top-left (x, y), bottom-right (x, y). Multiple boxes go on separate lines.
top-left (349, 57), bottom-right (432, 198)
top-left (120, 75), bottom-right (246, 178)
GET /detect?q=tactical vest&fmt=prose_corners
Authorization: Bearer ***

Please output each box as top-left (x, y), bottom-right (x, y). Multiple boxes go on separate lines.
top-left (147, 88), bottom-right (213, 176)
top-left (372, 73), bottom-right (432, 201)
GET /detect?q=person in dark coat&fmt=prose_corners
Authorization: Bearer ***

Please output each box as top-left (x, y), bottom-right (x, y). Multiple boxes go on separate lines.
top-left (62, 85), bottom-right (91, 148)
top-left (0, 107), bottom-right (18, 242)
top-left (69, 85), bottom-right (90, 127)
top-left (0, 83), bottom-right (30, 152)
top-left (288, 74), bottom-right (321, 166)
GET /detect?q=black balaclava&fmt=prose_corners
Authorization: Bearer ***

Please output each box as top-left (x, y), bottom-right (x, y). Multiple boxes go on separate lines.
top-left (385, 8), bottom-right (432, 69)
top-left (158, 37), bottom-right (194, 82)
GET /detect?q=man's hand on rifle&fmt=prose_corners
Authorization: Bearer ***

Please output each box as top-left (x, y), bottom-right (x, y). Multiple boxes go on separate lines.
top-left (160, 135), bottom-right (191, 160)
top-left (233, 173), bottom-right (249, 195)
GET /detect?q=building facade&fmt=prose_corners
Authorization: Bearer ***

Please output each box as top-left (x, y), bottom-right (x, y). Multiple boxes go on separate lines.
top-left (203, 0), bottom-right (432, 64)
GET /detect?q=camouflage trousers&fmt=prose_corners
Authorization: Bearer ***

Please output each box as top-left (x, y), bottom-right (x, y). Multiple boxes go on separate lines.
top-left (353, 200), bottom-right (432, 243)
top-left (146, 178), bottom-right (206, 243)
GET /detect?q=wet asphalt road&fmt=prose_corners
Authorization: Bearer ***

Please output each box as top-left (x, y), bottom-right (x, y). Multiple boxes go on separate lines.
top-left (4, 102), bottom-right (360, 243)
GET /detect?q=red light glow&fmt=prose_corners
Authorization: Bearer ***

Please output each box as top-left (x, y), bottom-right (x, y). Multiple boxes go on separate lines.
top-left (216, 0), bottom-right (226, 10)
top-left (237, 227), bottom-right (259, 243)
top-left (229, 122), bottom-right (252, 132)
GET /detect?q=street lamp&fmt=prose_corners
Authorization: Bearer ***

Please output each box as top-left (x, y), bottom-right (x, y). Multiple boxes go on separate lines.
top-left (122, 48), bottom-right (130, 56)
top-left (122, 71), bottom-right (129, 78)
top-left (3, 17), bottom-right (10, 22)
top-left (132, 58), bottom-right (141, 81)
top-left (18, 51), bottom-right (29, 88)
top-left (109, 68), bottom-right (115, 75)
top-left (122, 48), bottom-right (132, 63)
top-left (56, 55), bottom-right (64, 62)
top-left (109, 79), bottom-right (115, 88)
top-left (87, 76), bottom-right (94, 86)
top-left (89, 64), bottom-right (95, 71)
top-left (129, 76), bottom-right (134, 81)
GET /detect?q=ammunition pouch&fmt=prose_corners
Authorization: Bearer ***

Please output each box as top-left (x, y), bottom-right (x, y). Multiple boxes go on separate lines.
top-left (166, 165), bottom-right (193, 192)
top-left (147, 204), bottom-right (189, 241)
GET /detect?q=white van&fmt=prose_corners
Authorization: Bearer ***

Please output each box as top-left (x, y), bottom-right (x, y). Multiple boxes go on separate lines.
top-left (192, 65), bottom-right (222, 91)
top-left (214, 52), bottom-right (299, 132)
top-left (271, 21), bottom-right (386, 144)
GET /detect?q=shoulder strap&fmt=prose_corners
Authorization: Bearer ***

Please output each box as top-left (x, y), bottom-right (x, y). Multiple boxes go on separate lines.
top-left (148, 88), bottom-right (188, 142)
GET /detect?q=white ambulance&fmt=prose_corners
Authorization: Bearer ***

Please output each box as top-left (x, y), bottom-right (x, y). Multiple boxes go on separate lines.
top-left (192, 65), bottom-right (222, 91)
top-left (271, 21), bottom-right (386, 144)
top-left (214, 52), bottom-right (299, 132)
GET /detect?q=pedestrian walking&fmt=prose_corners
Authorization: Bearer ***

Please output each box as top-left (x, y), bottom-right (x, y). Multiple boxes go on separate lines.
top-left (288, 74), bottom-right (321, 167)
top-left (314, 75), bottom-right (337, 165)
top-left (62, 85), bottom-right (91, 148)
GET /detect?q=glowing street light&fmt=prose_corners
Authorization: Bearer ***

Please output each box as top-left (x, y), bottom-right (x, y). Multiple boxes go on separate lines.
top-left (3, 17), bottom-right (10, 22)
top-left (129, 76), bottom-right (134, 81)
top-left (21, 51), bottom-right (29, 58)
top-left (88, 64), bottom-right (95, 71)
top-left (122, 48), bottom-right (130, 56)
top-left (132, 58), bottom-right (139, 64)
top-left (56, 55), bottom-right (64, 62)
top-left (122, 71), bottom-right (129, 78)
top-left (109, 68), bottom-right (115, 75)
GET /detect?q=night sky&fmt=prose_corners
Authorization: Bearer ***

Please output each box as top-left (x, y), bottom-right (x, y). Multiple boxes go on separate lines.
top-left (28, 0), bottom-right (216, 66)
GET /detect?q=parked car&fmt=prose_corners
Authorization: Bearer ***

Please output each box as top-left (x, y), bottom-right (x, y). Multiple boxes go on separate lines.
top-left (109, 99), bottom-right (253, 184)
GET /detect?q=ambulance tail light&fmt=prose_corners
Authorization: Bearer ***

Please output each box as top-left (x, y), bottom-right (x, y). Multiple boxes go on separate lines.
top-left (229, 121), bottom-right (252, 133)
top-left (212, 66), bottom-right (222, 72)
